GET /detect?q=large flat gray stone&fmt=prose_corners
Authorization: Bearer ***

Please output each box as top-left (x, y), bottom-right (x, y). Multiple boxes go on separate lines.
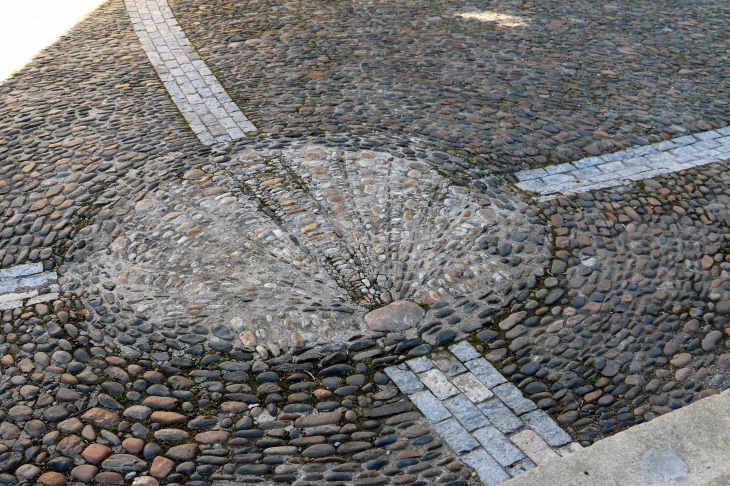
top-left (504, 389), bottom-right (730, 486)
top-left (364, 300), bottom-right (424, 332)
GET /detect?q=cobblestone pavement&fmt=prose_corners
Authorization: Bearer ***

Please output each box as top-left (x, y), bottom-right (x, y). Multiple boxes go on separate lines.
top-left (170, 0), bottom-right (729, 173)
top-left (0, 0), bottom-right (729, 485)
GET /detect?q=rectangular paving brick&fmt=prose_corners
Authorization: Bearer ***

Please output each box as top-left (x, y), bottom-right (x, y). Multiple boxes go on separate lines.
top-left (477, 398), bottom-right (523, 434)
top-left (474, 425), bottom-right (525, 466)
top-left (409, 390), bottom-right (452, 423)
top-left (452, 372), bottom-right (493, 404)
top-left (418, 368), bottom-right (460, 400)
top-left (522, 409), bottom-right (572, 447)
top-left (0, 281), bottom-right (18, 294)
top-left (406, 356), bottom-right (433, 374)
top-left (462, 448), bottom-right (511, 486)
top-left (384, 366), bottom-right (424, 395)
top-left (444, 394), bottom-right (490, 431)
top-left (464, 358), bottom-right (507, 388)
top-left (448, 341), bottom-right (480, 362)
top-left (18, 271), bottom-right (57, 289)
top-left (0, 263), bottom-right (42, 280)
top-left (433, 418), bottom-right (480, 454)
top-left (0, 291), bottom-right (37, 304)
top-left (492, 383), bottom-right (537, 415)
top-left (509, 429), bottom-right (560, 465)
top-left (430, 350), bottom-right (467, 377)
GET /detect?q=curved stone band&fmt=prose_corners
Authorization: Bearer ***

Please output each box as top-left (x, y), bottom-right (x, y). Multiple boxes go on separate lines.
top-left (124, 0), bottom-right (256, 145)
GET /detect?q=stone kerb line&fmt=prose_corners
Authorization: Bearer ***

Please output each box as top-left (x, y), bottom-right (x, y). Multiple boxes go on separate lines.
top-left (515, 127), bottom-right (730, 199)
top-left (124, 0), bottom-right (256, 145)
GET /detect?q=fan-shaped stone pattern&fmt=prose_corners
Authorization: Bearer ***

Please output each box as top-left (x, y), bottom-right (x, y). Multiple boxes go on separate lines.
top-left (236, 143), bottom-right (550, 318)
top-left (66, 138), bottom-right (548, 348)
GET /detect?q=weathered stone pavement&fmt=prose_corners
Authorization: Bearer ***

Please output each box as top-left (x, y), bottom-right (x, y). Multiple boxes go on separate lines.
top-left (0, 0), bottom-right (729, 484)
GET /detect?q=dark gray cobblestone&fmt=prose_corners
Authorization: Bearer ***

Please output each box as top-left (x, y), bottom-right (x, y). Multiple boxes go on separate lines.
top-left (0, 0), bottom-right (201, 270)
top-left (489, 161), bottom-right (730, 445)
top-left (0, 281), bottom-right (475, 485)
top-left (170, 0), bottom-right (729, 172)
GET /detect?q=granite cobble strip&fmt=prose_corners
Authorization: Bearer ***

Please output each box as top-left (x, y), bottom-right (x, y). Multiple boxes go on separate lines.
top-left (124, 0), bottom-right (256, 145)
top-left (516, 128), bottom-right (730, 198)
top-left (386, 341), bottom-right (583, 484)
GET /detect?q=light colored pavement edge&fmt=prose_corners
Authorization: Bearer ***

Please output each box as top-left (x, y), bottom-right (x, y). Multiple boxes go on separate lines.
top-left (516, 127), bottom-right (730, 199)
top-left (0, 263), bottom-right (59, 310)
top-left (385, 341), bottom-right (583, 486)
top-left (124, 0), bottom-right (256, 145)
top-left (503, 388), bottom-right (730, 486)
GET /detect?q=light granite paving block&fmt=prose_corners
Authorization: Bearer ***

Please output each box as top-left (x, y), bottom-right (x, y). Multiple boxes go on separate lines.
top-left (0, 281), bottom-right (18, 293)
top-left (543, 173), bottom-right (574, 185)
top-left (465, 358), bottom-right (507, 388)
top-left (522, 409), bottom-right (572, 447)
top-left (0, 263), bottom-right (42, 280)
top-left (571, 166), bottom-right (601, 179)
top-left (433, 418), bottom-right (480, 454)
top-left (474, 425), bottom-right (525, 466)
top-left (406, 356), bottom-right (433, 373)
top-left (492, 383), bottom-right (537, 415)
top-left (0, 300), bottom-right (23, 311)
top-left (384, 366), bottom-right (424, 394)
top-left (695, 130), bottom-right (720, 141)
top-left (673, 135), bottom-right (698, 145)
top-left (596, 161), bottom-right (626, 172)
top-left (515, 179), bottom-right (548, 193)
top-left (477, 398), bottom-right (524, 434)
top-left (27, 293), bottom-right (59, 305)
top-left (544, 163), bottom-right (575, 175)
top-left (653, 140), bottom-right (676, 151)
top-left (449, 341), bottom-right (480, 362)
top-left (462, 448), bottom-right (511, 486)
top-left (418, 368), bottom-right (460, 400)
top-left (693, 139), bottom-right (721, 150)
top-left (599, 152), bottom-right (624, 162)
top-left (572, 156), bottom-right (603, 169)
top-left (515, 168), bottom-right (548, 181)
top-left (18, 271), bottom-right (57, 288)
top-left (444, 393), bottom-right (490, 431)
top-left (409, 390), bottom-right (452, 423)
top-left (0, 291), bottom-right (37, 304)
top-left (452, 372), bottom-right (494, 403)
top-left (509, 429), bottom-right (560, 465)
top-left (718, 126), bottom-right (730, 136)
top-left (430, 350), bottom-right (467, 377)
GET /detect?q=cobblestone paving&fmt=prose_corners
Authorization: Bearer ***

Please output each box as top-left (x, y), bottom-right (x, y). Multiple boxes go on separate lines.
top-left (125, 0), bottom-right (257, 145)
top-left (0, 0), bottom-right (730, 485)
top-left (170, 0), bottom-right (729, 172)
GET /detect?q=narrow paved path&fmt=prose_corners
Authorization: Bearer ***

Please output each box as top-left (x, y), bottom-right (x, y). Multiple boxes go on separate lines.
top-left (125, 0), bottom-right (256, 145)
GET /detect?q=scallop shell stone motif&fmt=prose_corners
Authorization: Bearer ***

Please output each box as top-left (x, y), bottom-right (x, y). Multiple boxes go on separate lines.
top-left (93, 142), bottom-right (549, 349)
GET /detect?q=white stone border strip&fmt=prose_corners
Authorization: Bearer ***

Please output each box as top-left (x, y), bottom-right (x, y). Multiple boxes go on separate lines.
top-left (0, 263), bottom-right (59, 310)
top-left (515, 127), bottom-right (730, 199)
top-left (386, 341), bottom-right (582, 486)
top-left (124, 0), bottom-right (256, 145)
